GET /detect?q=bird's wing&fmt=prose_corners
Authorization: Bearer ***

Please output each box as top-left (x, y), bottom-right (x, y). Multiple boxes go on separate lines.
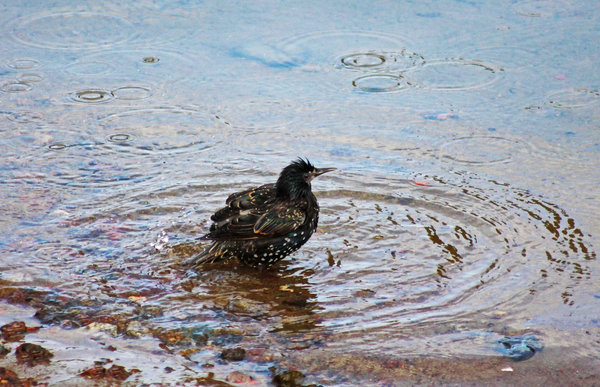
top-left (205, 188), bottom-right (306, 241)
top-left (206, 184), bottom-right (301, 240)
top-left (253, 205), bottom-right (306, 236)
top-left (210, 184), bottom-right (274, 221)
top-left (226, 183), bottom-right (275, 208)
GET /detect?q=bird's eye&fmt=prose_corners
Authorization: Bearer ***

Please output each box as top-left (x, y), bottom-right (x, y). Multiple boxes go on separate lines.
top-left (303, 173), bottom-right (309, 180)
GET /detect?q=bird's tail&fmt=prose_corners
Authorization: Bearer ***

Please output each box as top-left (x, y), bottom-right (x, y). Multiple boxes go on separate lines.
top-left (181, 242), bottom-right (225, 270)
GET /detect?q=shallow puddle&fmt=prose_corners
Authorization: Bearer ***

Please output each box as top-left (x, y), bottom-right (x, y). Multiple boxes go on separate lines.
top-left (1, 0), bottom-right (599, 385)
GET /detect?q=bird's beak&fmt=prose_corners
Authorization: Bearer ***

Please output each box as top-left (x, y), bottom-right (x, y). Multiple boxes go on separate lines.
top-left (312, 167), bottom-right (336, 178)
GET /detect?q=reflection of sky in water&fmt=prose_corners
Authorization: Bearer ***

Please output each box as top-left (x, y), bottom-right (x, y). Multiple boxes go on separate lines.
top-left (0, 0), bottom-right (599, 384)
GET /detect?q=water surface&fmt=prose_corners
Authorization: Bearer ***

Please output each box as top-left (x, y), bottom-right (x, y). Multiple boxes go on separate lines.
top-left (1, 0), bottom-right (599, 385)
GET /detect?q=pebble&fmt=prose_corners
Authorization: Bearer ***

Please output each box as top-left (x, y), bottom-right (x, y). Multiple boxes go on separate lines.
top-left (80, 364), bottom-right (140, 381)
top-left (85, 322), bottom-right (118, 337)
top-left (226, 371), bottom-right (256, 384)
top-left (125, 321), bottom-right (150, 338)
top-left (15, 343), bottom-right (53, 366)
top-left (220, 347), bottom-right (246, 361)
top-left (272, 369), bottom-right (305, 387)
top-left (1, 321), bottom-right (28, 341)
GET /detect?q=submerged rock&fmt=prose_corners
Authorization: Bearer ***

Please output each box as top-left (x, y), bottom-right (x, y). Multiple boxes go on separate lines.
top-left (220, 347), bottom-right (246, 361)
top-left (272, 369), bottom-right (305, 387)
top-left (0, 321), bottom-right (39, 341)
top-left (498, 334), bottom-right (544, 361)
top-left (226, 370), bottom-right (255, 384)
top-left (1, 321), bottom-right (27, 341)
top-left (80, 363), bottom-right (141, 381)
top-left (125, 321), bottom-right (151, 338)
top-left (15, 343), bottom-right (53, 366)
top-left (0, 368), bottom-right (19, 384)
top-left (0, 344), bottom-right (10, 357)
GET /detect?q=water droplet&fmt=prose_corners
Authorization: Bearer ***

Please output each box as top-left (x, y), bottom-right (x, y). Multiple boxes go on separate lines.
top-left (352, 74), bottom-right (407, 93)
top-left (1, 81), bottom-right (33, 93)
top-left (17, 73), bottom-right (43, 83)
top-left (341, 53), bottom-right (386, 68)
top-left (112, 86), bottom-right (152, 100)
top-left (71, 89), bottom-right (114, 103)
top-left (7, 58), bottom-right (39, 69)
top-left (340, 51), bottom-right (424, 71)
top-left (107, 133), bottom-right (133, 143)
top-left (278, 30), bottom-right (412, 69)
top-left (48, 143), bottom-right (67, 150)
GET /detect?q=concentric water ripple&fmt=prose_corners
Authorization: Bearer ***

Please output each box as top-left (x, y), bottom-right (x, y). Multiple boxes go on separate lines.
top-left (463, 46), bottom-right (539, 69)
top-left (439, 136), bottom-right (527, 165)
top-left (147, 171), bottom-right (599, 359)
top-left (106, 133), bottom-right (134, 144)
top-left (1, 126), bottom-right (97, 160)
top-left (7, 58), bottom-right (40, 69)
top-left (546, 88), bottom-right (600, 109)
top-left (98, 107), bottom-right (226, 154)
top-left (16, 73), bottom-right (43, 83)
top-left (66, 49), bottom-right (196, 83)
top-left (352, 74), bottom-right (408, 93)
top-left (339, 50), bottom-right (424, 72)
top-left (112, 85), bottom-right (152, 100)
top-left (67, 83), bottom-right (152, 104)
top-left (513, 0), bottom-right (572, 17)
top-left (341, 52), bottom-right (386, 68)
top-left (302, 173), bottom-right (596, 354)
top-left (64, 61), bottom-right (115, 76)
top-left (408, 59), bottom-right (501, 90)
top-left (1, 110), bottom-right (44, 124)
top-left (277, 30), bottom-right (413, 69)
top-left (70, 88), bottom-right (114, 103)
top-left (217, 99), bottom-right (305, 129)
top-left (0, 81), bottom-right (32, 93)
top-left (10, 12), bottom-right (135, 49)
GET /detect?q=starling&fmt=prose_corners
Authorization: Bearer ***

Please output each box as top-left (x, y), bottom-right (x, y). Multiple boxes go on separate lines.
top-left (190, 158), bottom-right (335, 268)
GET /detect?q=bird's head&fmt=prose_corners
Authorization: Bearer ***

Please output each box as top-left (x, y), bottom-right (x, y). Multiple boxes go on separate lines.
top-left (276, 158), bottom-right (335, 199)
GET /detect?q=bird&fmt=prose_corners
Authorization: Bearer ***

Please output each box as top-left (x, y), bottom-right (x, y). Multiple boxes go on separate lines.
top-left (189, 158), bottom-right (335, 269)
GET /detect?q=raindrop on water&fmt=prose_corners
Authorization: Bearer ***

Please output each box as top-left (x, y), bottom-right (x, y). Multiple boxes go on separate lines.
top-left (11, 11), bottom-right (135, 49)
top-left (547, 88), bottom-right (599, 109)
top-left (1, 81), bottom-right (33, 93)
top-left (408, 59), bottom-right (500, 90)
top-left (48, 143), bottom-right (67, 150)
top-left (71, 89), bottom-right (114, 103)
top-left (17, 73), bottom-right (43, 83)
top-left (107, 133), bottom-right (133, 143)
top-left (341, 53), bottom-right (386, 68)
top-left (7, 58), bottom-right (40, 69)
top-left (112, 86), bottom-right (152, 100)
top-left (352, 74), bottom-right (407, 93)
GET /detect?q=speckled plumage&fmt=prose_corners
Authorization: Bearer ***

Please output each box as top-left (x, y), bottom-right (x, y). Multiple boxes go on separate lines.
top-left (191, 158), bottom-right (335, 268)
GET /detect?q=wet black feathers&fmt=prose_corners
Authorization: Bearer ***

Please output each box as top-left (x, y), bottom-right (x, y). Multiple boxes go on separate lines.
top-left (190, 158), bottom-right (334, 268)
top-left (203, 184), bottom-right (305, 241)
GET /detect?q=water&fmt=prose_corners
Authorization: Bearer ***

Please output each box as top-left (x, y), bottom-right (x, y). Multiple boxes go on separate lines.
top-left (1, 0), bottom-right (599, 385)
